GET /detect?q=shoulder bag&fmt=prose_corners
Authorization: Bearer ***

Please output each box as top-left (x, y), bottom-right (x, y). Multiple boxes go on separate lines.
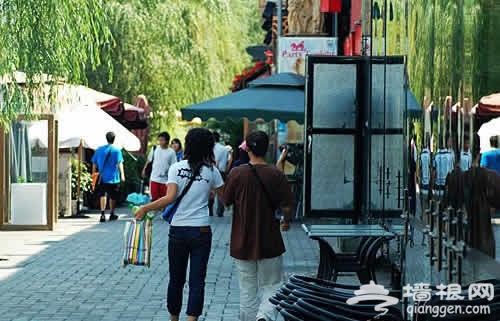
top-left (161, 168), bottom-right (197, 223)
top-left (92, 149), bottom-right (112, 191)
top-left (144, 146), bottom-right (157, 179)
top-left (248, 163), bottom-right (281, 221)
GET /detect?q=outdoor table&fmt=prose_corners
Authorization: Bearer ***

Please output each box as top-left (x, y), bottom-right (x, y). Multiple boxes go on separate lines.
top-left (302, 224), bottom-right (396, 237)
top-left (302, 224), bottom-right (396, 280)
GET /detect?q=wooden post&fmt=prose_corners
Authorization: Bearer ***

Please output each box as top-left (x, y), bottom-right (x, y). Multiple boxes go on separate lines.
top-left (54, 119), bottom-right (59, 223)
top-left (362, 0), bottom-right (372, 52)
top-left (47, 115), bottom-right (55, 230)
top-left (243, 118), bottom-right (249, 138)
top-left (76, 138), bottom-right (82, 217)
top-left (0, 127), bottom-right (5, 226)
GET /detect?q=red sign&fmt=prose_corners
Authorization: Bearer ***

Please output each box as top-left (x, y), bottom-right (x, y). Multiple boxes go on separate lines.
top-left (321, 0), bottom-right (342, 13)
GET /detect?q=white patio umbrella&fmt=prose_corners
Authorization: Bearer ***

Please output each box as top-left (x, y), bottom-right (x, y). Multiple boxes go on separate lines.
top-left (28, 102), bottom-right (141, 216)
top-left (28, 102), bottom-right (141, 151)
top-left (477, 116), bottom-right (500, 153)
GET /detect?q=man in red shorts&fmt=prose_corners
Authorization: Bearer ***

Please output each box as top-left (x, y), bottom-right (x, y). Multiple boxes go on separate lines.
top-left (142, 132), bottom-right (178, 201)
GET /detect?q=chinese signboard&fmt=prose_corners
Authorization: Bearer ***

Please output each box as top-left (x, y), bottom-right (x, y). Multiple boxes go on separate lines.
top-left (278, 37), bottom-right (338, 75)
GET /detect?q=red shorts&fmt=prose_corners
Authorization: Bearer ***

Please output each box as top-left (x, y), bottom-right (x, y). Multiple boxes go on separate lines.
top-left (150, 181), bottom-right (167, 201)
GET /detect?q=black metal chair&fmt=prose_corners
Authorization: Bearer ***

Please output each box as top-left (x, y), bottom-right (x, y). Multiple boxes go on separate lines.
top-left (315, 236), bottom-right (392, 283)
top-left (272, 275), bottom-right (404, 321)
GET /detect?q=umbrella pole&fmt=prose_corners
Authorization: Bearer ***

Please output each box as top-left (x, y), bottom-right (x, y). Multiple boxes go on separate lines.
top-left (77, 139), bottom-right (82, 216)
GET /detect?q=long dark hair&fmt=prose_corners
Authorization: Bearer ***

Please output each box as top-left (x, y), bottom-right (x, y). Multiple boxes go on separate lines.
top-left (171, 138), bottom-right (183, 151)
top-left (184, 128), bottom-right (215, 176)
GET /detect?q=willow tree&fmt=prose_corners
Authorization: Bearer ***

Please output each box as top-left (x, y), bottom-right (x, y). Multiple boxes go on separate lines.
top-left (86, 0), bottom-right (262, 135)
top-left (0, 0), bottom-right (112, 126)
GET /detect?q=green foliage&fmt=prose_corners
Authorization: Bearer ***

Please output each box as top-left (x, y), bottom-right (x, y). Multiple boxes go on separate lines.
top-left (381, 0), bottom-right (497, 105)
top-left (71, 158), bottom-right (93, 200)
top-left (86, 0), bottom-right (262, 136)
top-left (120, 151), bottom-right (146, 198)
top-left (0, 0), bottom-right (112, 127)
top-left (202, 119), bottom-right (244, 148)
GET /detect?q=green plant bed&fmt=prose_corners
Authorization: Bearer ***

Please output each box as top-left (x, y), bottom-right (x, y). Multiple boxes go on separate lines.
top-left (71, 158), bottom-right (92, 201)
top-left (120, 151), bottom-right (147, 202)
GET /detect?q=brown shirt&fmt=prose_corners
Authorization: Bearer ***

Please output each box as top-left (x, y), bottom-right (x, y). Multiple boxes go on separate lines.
top-left (445, 166), bottom-right (500, 258)
top-left (223, 163), bottom-right (294, 260)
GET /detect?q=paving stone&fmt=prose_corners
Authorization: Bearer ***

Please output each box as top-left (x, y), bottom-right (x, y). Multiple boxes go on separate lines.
top-left (0, 208), bottom-right (318, 320)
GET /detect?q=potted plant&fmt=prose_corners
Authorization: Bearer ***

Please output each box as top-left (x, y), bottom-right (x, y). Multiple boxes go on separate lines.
top-left (71, 158), bottom-right (92, 215)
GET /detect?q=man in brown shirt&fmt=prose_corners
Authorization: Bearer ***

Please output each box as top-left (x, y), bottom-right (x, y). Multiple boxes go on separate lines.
top-left (223, 131), bottom-right (294, 321)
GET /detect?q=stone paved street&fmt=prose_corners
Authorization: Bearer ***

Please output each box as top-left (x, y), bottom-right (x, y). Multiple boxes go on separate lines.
top-left (0, 209), bottom-right (318, 321)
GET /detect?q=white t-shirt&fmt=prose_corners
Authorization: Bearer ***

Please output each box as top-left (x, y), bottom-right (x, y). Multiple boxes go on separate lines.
top-left (148, 146), bottom-right (177, 184)
top-left (460, 150), bottom-right (472, 171)
top-left (434, 149), bottom-right (454, 186)
top-left (167, 160), bottom-right (224, 226)
top-left (420, 148), bottom-right (431, 186)
top-left (214, 142), bottom-right (229, 173)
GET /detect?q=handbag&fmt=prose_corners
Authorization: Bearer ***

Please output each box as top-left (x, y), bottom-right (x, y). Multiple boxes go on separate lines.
top-left (92, 149), bottom-right (112, 191)
top-left (144, 146), bottom-right (157, 179)
top-left (248, 163), bottom-right (281, 221)
top-left (122, 215), bottom-right (153, 267)
top-left (161, 169), bottom-right (197, 223)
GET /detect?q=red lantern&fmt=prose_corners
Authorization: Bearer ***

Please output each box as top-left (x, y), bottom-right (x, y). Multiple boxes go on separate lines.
top-left (344, 36), bottom-right (352, 56)
top-left (353, 24), bottom-right (362, 56)
top-left (321, 0), bottom-right (341, 13)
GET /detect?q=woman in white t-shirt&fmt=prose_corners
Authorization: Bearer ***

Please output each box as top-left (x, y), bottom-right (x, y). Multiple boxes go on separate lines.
top-left (135, 128), bottom-right (224, 321)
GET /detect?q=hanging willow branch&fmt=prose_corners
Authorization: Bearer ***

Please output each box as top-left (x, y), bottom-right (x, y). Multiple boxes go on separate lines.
top-left (85, 0), bottom-right (262, 135)
top-left (0, 0), bottom-right (112, 127)
top-left (389, 0), bottom-right (490, 105)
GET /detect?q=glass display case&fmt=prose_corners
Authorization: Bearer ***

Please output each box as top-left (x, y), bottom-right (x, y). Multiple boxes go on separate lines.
top-left (0, 115), bottom-right (58, 230)
top-left (304, 55), bottom-right (407, 221)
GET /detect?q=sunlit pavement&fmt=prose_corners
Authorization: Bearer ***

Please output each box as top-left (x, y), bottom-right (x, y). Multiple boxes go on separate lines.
top-left (0, 208), bottom-right (318, 321)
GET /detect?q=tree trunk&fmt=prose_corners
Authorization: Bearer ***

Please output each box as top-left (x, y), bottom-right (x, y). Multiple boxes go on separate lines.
top-left (288, 0), bottom-right (324, 34)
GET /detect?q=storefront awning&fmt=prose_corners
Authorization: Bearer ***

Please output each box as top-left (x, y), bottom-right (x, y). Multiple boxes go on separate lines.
top-left (477, 93), bottom-right (500, 118)
top-left (76, 86), bottom-right (148, 130)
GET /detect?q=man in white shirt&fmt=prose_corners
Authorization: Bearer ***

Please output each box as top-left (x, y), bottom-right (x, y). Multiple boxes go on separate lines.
top-left (433, 140), bottom-right (455, 198)
top-left (460, 137), bottom-right (472, 171)
top-left (419, 138), bottom-right (431, 220)
top-left (142, 132), bottom-right (178, 201)
top-left (210, 132), bottom-right (230, 217)
top-left (446, 136), bottom-right (456, 166)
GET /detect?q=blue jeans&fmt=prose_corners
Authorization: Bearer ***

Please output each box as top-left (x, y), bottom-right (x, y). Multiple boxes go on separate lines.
top-left (167, 226), bottom-right (212, 317)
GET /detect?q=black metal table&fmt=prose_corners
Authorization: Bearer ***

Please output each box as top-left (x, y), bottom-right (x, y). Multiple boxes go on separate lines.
top-left (302, 224), bottom-right (396, 280)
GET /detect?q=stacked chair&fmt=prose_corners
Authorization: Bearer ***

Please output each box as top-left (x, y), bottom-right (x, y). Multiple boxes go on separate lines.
top-left (413, 279), bottom-right (500, 321)
top-left (271, 275), bottom-right (500, 321)
top-left (270, 275), bottom-right (404, 321)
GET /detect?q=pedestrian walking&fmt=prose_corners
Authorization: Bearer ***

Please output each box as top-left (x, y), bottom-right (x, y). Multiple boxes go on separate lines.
top-left (459, 137), bottom-right (472, 171)
top-left (446, 135), bottom-right (456, 166)
top-left (210, 131), bottom-right (229, 217)
top-left (91, 131), bottom-right (125, 222)
top-left (141, 132), bottom-right (177, 201)
top-left (134, 128), bottom-right (224, 321)
top-left (480, 136), bottom-right (500, 174)
top-left (223, 131), bottom-right (294, 321)
top-left (433, 138), bottom-right (455, 199)
top-left (419, 136), bottom-right (431, 221)
top-left (408, 136), bottom-right (417, 216)
top-left (171, 138), bottom-right (184, 162)
top-left (230, 140), bottom-right (250, 171)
